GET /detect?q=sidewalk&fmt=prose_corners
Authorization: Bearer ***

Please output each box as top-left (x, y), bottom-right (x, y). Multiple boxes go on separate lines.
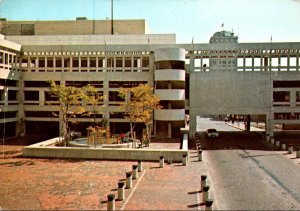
top-left (225, 122), bottom-right (264, 131)
top-left (118, 150), bottom-right (209, 210)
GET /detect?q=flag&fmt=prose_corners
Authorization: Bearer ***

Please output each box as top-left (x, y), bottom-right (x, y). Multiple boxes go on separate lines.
top-left (270, 35), bottom-right (272, 42)
top-left (221, 23), bottom-right (224, 27)
top-left (192, 37), bottom-right (194, 44)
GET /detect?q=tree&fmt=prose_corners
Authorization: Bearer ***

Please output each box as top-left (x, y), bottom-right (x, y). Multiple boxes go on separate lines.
top-left (118, 84), bottom-right (161, 142)
top-left (49, 81), bottom-right (105, 146)
top-left (82, 84), bottom-right (106, 126)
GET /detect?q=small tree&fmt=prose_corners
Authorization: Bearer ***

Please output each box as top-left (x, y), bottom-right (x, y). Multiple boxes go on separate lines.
top-left (118, 84), bottom-right (161, 142)
top-left (82, 84), bottom-right (106, 126)
top-left (49, 81), bottom-right (87, 146)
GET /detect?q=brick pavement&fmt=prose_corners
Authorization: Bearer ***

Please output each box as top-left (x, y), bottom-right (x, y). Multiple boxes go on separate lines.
top-left (120, 150), bottom-right (208, 210)
top-left (1, 138), bottom-right (209, 210)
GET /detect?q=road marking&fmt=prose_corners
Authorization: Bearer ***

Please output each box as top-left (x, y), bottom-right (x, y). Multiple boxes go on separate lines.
top-left (120, 169), bottom-right (147, 210)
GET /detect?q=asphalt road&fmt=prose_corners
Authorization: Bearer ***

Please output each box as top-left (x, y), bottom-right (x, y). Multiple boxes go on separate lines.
top-left (196, 116), bottom-right (241, 132)
top-left (204, 150), bottom-right (300, 210)
top-left (197, 116), bottom-right (300, 210)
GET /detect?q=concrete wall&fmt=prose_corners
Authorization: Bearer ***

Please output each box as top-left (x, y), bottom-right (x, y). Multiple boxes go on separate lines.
top-left (1, 19), bottom-right (148, 35)
top-left (22, 138), bottom-right (188, 162)
top-left (190, 71), bottom-right (271, 115)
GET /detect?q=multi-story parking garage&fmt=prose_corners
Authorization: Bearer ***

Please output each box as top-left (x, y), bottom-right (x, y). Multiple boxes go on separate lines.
top-left (1, 18), bottom-right (300, 140)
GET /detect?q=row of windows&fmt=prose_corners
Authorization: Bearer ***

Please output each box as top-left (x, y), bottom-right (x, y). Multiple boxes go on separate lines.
top-left (21, 56), bottom-right (150, 68)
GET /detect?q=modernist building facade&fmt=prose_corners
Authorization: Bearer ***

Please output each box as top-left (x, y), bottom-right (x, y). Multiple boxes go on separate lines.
top-left (1, 18), bottom-right (300, 140)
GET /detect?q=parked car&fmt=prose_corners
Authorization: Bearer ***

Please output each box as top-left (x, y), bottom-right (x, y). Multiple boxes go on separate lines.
top-left (206, 128), bottom-right (219, 138)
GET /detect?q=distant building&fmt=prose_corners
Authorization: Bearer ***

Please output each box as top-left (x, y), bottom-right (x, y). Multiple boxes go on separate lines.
top-left (1, 18), bottom-right (300, 140)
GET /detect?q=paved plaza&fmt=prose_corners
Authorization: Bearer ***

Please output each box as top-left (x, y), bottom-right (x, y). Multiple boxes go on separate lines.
top-left (0, 137), bottom-right (207, 210)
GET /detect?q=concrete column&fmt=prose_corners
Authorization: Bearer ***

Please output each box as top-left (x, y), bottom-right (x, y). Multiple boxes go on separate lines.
top-left (39, 90), bottom-right (45, 106)
top-left (265, 116), bottom-right (274, 140)
top-left (189, 110), bottom-right (197, 139)
top-left (167, 122), bottom-right (172, 138)
top-left (107, 194), bottom-right (115, 211)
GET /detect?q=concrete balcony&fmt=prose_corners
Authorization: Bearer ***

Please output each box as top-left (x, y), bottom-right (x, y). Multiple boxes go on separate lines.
top-left (155, 89), bottom-right (185, 101)
top-left (155, 69), bottom-right (185, 81)
top-left (154, 109), bottom-right (185, 121)
top-left (154, 47), bottom-right (185, 62)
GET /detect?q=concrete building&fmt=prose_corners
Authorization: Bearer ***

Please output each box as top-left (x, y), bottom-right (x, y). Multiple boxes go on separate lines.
top-left (1, 18), bottom-right (300, 140)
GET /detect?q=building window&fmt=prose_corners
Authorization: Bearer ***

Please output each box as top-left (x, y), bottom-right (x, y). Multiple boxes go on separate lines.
top-left (273, 91), bottom-right (290, 102)
top-left (24, 91), bottom-right (39, 101)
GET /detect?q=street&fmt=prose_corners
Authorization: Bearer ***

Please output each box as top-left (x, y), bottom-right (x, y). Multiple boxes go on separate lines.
top-left (197, 116), bottom-right (300, 210)
top-left (204, 150), bottom-right (300, 210)
top-left (196, 116), bottom-right (241, 132)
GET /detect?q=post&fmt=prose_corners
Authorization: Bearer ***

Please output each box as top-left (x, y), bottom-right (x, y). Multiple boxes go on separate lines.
top-left (198, 149), bottom-right (203, 161)
top-left (182, 154), bottom-right (188, 166)
top-left (281, 143), bottom-right (286, 151)
top-left (288, 144), bottom-right (293, 154)
top-left (275, 140), bottom-right (280, 147)
top-left (270, 137), bottom-right (274, 144)
top-left (107, 194), bottom-right (115, 211)
top-left (297, 149), bottom-right (300, 158)
top-left (202, 185), bottom-right (210, 204)
top-left (197, 143), bottom-right (201, 151)
top-left (118, 181), bottom-right (125, 201)
top-left (132, 165), bottom-right (138, 179)
top-left (126, 172), bottom-right (132, 189)
top-left (201, 175), bottom-right (207, 192)
top-left (159, 156), bottom-right (164, 168)
top-left (205, 199), bottom-right (214, 211)
top-left (137, 160), bottom-right (143, 172)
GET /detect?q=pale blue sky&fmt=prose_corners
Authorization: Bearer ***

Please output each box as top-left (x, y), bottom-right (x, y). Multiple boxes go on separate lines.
top-left (1, 0), bottom-right (300, 43)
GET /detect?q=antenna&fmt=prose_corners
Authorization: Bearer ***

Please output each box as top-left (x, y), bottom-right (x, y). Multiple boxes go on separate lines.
top-left (111, 0), bottom-right (114, 35)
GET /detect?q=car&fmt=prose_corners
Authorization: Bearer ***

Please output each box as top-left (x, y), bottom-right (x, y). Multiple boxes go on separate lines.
top-left (206, 128), bottom-right (219, 138)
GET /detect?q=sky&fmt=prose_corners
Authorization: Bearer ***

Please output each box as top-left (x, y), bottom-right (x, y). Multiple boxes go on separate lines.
top-left (0, 0), bottom-right (300, 43)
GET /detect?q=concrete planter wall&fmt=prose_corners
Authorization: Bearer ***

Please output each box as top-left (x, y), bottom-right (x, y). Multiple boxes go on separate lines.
top-left (22, 138), bottom-right (188, 162)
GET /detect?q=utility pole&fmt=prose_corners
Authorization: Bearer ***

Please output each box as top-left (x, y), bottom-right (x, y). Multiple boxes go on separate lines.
top-left (111, 0), bottom-right (114, 35)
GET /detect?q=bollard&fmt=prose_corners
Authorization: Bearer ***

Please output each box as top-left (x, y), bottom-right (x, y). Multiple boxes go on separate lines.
top-left (275, 140), bottom-right (280, 147)
top-left (198, 150), bottom-right (203, 161)
top-left (201, 175), bottom-right (207, 192)
top-left (125, 172), bottom-right (132, 189)
top-left (202, 185), bottom-right (210, 204)
top-left (205, 199), bottom-right (214, 211)
top-left (288, 145), bottom-right (293, 154)
top-left (282, 143), bottom-right (286, 151)
top-left (297, 149), bottom-right (300, 158)
top-left (168, 157), bottom-right (173, 165)
top-left (159, 156), bottom-right (164, 168)
top-left (117, 181), bottom-right (125, 201)
top-left (182, 154), bottom-right (188, 166)
top-left (197, 143), bottom-right (202, 150)
top-left (107, 194), bottom-right (115, 211)
top-left (137, 160), bottom-right (143, 172)
top-left (132, 165), bottom-right (138, 179)
top-left (270, 137), bottom-right (275, 144)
